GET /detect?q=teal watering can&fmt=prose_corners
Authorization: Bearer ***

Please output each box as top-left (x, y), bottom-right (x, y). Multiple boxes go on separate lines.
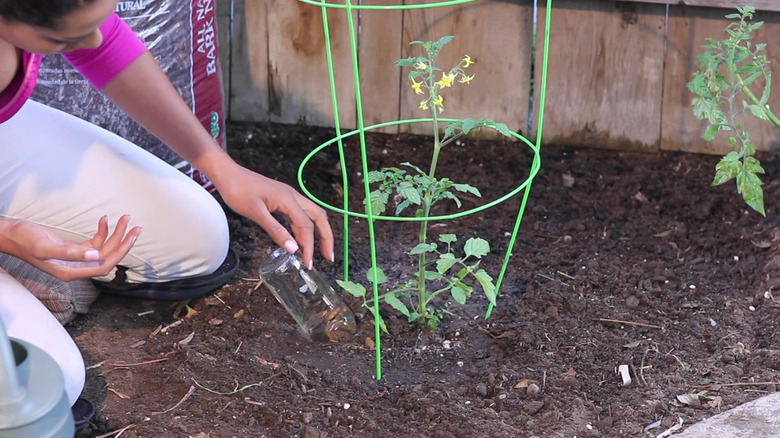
top-left (0, 316), bottom-right (74, 437)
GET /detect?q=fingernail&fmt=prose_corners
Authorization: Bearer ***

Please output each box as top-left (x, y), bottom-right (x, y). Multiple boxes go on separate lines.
top-left (308, 260), bottom-right (313, 270)
top-left (84, 249), bottom-right (100, 261)
top-left (330, 252), bottom-right (335, 262)
top-left (283, 240), bottom-right (299, 254)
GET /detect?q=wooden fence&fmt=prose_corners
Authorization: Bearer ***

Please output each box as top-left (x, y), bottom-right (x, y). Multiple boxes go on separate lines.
top-left (216, 0), bottom-right (780, 154)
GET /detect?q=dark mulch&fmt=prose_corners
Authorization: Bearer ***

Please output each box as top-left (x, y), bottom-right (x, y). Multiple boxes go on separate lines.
top-left (69, 121), bottom-right (780, 437)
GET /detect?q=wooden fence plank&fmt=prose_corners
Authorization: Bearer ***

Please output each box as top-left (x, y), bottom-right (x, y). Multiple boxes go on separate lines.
top-left (358, 1), bottom-right (405, 135)
top-left (230, 0), bottom-right (356, 127)
top-left (534, 0), bottom-right (666, 151)
top-left (265, 0), bottom-right (356, 127)
top-left (399, 0), bottom-right (533, 139)
top-left (614, 0), bottom-right (780, 13)
top-left (662, 7), bottom-right (780, 154)
top-left (229, 0), bottom-right (269, 121)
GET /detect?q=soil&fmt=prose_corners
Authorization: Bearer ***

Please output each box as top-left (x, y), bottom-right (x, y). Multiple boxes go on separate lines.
top-left (67, 121), bottom-right (780, 438)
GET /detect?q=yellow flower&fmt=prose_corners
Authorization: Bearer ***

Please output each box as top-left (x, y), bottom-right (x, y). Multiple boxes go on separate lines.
top-left (458, 74), bottom-right (475, 84)
top-left (415, 60), bottom-right (428, 70)
top-left (419, 100), bottom-right (429, 110)
top-left (462, 55), bottom-right (474, 67)
top-left (411, 78), bottom-right (424, 95)
top-left (436, 73), bottom-right (455, 89)
top-left (433, 95), bottom-right (444, 109)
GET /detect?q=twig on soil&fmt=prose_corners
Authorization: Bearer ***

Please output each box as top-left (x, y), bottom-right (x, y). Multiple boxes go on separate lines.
top-left (596, 318), bottom-right (663, 329)
top-left (107, 388), bottom-right (132, 400)
top-left (86, 360), bottom-right (106, 370)
top-left (477, 325), bottom-right (497, 339)
top-left (95, 424), bottom-right (136, 438)
top-left (536, 273), bottom-right (570, 287)
top-left (556, 271), bottom-right (576, 280)
top-left (192, 377), bottom-right (263, 395)
top-left (667, 352), bottom-right (688, 370)
top-left (107, 358), bottom-right (168, 368)
top-left (640, 346), bottom-right (658, 387)
top-left (160, 320), bottom-right (182, 333)
top-left (152, 385), bottom-right (196, 415)
top-left (692, 381), bottom-right (780, 389)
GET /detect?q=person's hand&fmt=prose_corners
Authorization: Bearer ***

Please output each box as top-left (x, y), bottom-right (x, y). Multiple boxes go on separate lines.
top-left (215, 164), bottom-right (334, 269)
top-left (1, 215), bottom-right (142, 281)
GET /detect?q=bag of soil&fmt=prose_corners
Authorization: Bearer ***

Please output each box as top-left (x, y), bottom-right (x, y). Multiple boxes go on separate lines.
top-left (32, 0), bottom-right (225, 192)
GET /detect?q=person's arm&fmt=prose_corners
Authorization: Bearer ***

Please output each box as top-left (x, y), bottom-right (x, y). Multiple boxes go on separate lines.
top-left (101, 53), bottom-right (333, 268)
top-left (63, 14), bottom-right (333, 267)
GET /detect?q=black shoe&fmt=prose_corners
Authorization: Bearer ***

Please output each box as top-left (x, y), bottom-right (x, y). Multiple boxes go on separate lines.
top-left (72, 397), bottom-right (95, 431)
top-left (92, 247), bottom-right (239, 301)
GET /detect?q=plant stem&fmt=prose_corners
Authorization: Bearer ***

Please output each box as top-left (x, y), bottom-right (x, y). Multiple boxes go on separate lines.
top-left (416, 109), bottom-right (442, 319)
top-left (740, 82), bottom-right (780, 128)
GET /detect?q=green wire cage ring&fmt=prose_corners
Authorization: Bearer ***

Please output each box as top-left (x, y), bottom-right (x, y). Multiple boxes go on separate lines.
top-left (295, 0), bottom-right (553, 380)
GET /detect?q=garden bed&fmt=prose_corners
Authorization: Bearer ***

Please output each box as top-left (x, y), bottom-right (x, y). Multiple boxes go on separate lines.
top-left (69, 121), bottom-right (780, 437)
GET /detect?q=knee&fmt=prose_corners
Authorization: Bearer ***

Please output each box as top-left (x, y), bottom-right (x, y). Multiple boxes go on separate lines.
top-left (59, 351), bottom-right (86, 405)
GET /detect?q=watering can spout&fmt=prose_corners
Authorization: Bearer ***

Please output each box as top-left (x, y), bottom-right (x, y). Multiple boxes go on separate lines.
top-left (0, 319), bottom-right (25, 407)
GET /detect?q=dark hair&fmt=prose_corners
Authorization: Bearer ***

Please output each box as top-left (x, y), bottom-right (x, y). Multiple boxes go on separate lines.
top-left (0, 0), bottom-right (99, 29)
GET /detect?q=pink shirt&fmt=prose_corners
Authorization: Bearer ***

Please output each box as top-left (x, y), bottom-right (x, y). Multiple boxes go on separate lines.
top-left (0, 13), bottom-right (147, 124)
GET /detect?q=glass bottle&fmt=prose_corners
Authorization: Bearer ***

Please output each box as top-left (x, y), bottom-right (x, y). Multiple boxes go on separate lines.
top-left (258, 248), bottom-right (356, 342)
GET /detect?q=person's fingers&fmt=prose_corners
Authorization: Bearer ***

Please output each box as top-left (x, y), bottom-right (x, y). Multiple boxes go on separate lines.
top-left (305, 200), bottom-right (334, 263)
top-left (96, 215), bottom-right (131, 255)
top-left (42, 226), bottom-right (141, 281)
top-left (88, 215), bottom-right (109, 249)
top-left (249, 201), bottom-right (302, 259)
top-left (100, 225), bottom-right (142, 266)
top-left (295, 195), bottom-right (333, 262)
top-left (282, 202), bottom-right (317, 269)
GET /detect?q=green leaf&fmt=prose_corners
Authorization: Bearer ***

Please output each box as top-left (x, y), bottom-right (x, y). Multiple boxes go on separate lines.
top-left (474, 269), bottom-right (497, 305)
top-left (337, 280), bottom-right (366, 298)
top-left (398, 181), bottom-right (422, 205)
top-left (374, 312), bottom-right (389, 334)
top-left (436, 253), bottom-right (458, 274)
top-left (444, 122), bottom-right (458, 138)
top-left (687, 73), bottom-right (711, 97)
top-left (368, 190), bottom-right (388, 215)
top-left (454, 183), bottom-right (482, 197)
top-left (748, 104), bottom-right (770, 121)
top-left (713, 155), bottom-right (740, 186)
top-left (437, 35), bottom-right (454, 46)
top-left (450, 284), bottom-right (468, 305)
top-left (738, 169), bottom-right (765, 216)
top-left (395, 199), bottom-right (413, 216)
top-left (702, 124), bottom-right (719, 141)
top-left (424, 270), bottom-right (446, 281)
top-left (744, 156), bottom-right (765, 174)
top-left (493, 122), bottom-right (515, 138)
top-left (409, 243), bottom-right (436, 255)
top-left (384, 293), bottom-right (410, 317)
top-left (439, 191), bottom-right (462, 208)
top-left (761, 71), bottom-right (772, 105)
top-left (439, 234), bottom-right (457, 244)
top-left (464, 237), bottom-right (490, 259)
top-left (461, 118), bottom-right (477, 135)
top-left (395, 57), bottom-right (415, 67)
top-left (366, 266), bottom-right (387, 284)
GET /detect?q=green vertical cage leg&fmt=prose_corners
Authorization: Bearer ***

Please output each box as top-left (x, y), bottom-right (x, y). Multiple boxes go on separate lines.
top-left (487, 0), bottom-right (553, 319)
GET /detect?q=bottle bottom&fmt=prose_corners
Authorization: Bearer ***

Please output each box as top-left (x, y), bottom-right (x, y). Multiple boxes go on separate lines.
top-left (302, 305), bottom-right (357, 342)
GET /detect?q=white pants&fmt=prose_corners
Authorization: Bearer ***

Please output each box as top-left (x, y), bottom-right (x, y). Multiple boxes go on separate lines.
top-left (0, 100), bottom-right (230, 404)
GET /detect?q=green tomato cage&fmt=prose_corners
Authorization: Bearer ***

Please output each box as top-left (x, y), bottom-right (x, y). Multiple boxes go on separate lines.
top-left (295, 0), bottom-right (552, 379)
